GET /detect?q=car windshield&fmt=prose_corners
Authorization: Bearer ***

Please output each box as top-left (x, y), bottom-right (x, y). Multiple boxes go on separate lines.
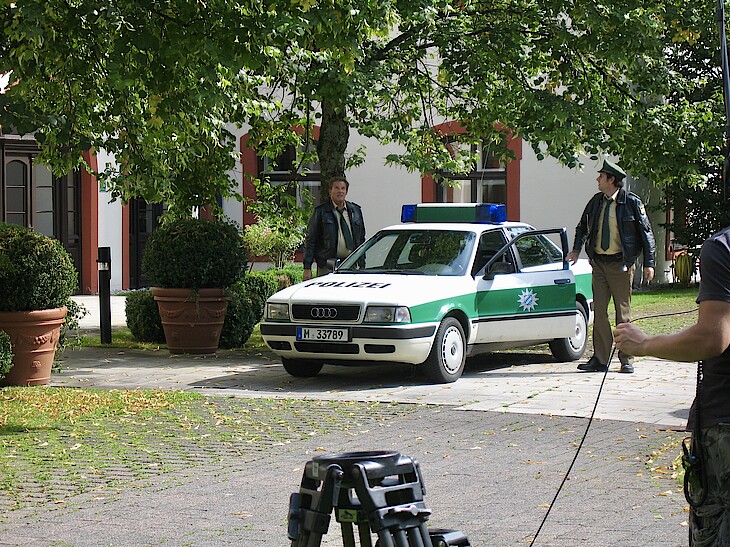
top-left (337, 229), bottom-right (476, 276)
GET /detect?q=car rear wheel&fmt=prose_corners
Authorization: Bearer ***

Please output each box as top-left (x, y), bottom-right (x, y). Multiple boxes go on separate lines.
top-left (549, 301), bottom-right (588, 362)
top-left (422, 317), bottom-right (466, 383)
top-left (281, 358), bottom-right (324, 377)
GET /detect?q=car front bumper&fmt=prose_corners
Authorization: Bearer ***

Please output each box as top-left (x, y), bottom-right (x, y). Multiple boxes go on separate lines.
top-left (260, 322), bottom-right (437, 365)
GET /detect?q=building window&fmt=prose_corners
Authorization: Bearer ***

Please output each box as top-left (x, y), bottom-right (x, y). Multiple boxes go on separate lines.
top-left (436, 140), bottom-right (507, 205)
top-left (258, 142), bottom-right (322, 209)
top-left (4, 158), bottom-right (29, 226)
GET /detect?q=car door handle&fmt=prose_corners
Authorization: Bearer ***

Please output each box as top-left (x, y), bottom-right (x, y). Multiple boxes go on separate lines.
top-left (554, 278), bottom-right (571, 285)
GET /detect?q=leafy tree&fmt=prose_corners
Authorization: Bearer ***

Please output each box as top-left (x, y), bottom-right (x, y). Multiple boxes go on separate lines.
top-left (0, 0), bottom-right (277, 218)
top-left (243, 178), bottom-right (310, 269)
top-left (1, 0), bottom-right (728, 232)
top-left (619, 1), bottom-right (730, 247)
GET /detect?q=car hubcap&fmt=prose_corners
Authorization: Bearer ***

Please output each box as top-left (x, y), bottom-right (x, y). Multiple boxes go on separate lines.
top-left (569, 310), bottom-right (587, 351)
top-left (441, 326), bottom-right (464, 374)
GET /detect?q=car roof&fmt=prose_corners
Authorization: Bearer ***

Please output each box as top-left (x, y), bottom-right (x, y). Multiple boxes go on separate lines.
top-left (380, 221), bottom-right (535, 232)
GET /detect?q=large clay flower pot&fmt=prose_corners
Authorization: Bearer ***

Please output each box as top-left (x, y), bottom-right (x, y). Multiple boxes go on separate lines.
top-left (152, 288), bottom-right (228, 354)
top-left (0, 307), bottom-right (68, 387)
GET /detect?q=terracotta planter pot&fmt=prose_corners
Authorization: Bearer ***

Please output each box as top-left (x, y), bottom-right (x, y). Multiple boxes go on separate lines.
top-left (151, 288), bottom-right (228, 354)
top-left (0, 306), bottom-right (68, 387)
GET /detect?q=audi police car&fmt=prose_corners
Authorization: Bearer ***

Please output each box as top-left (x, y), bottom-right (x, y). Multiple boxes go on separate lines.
top-left (261, 203), bottom-right (593, 383)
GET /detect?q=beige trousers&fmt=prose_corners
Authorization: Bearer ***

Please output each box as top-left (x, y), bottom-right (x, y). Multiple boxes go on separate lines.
top-left (590, 257), bottom-right (635, 365)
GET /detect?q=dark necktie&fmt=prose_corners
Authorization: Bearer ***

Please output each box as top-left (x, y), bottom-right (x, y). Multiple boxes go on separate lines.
top-left (601, 198), bottom-right (612, 251)
top-left (337, 207), bottom-right (354, 250)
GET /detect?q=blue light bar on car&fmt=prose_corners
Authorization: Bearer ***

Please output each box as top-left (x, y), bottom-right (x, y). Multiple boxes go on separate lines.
top-left (401, 203), bottom-right (507, 223)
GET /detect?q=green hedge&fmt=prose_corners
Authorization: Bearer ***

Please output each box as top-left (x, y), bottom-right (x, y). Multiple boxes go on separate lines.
top-left (125, 290), bottom-right (166, 343)
top-left (0, 330), bottom-right (13, 381)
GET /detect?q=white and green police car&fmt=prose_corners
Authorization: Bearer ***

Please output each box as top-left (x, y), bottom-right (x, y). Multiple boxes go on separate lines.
top-left (261, 203), bottom-right (593, 383)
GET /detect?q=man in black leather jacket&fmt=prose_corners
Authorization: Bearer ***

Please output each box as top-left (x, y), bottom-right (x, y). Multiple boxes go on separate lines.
top-left (303, 177), bottom-right (366, 280)
top-left (566, 159), bottom-right (655, 373)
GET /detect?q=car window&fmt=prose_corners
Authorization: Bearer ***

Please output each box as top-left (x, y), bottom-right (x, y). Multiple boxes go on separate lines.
top-left (338, 229), bottom-right (476, 276)
top-left (472, 229), bottom-right (509, 276)
top-left (513, 233), bottom-right (564, 269)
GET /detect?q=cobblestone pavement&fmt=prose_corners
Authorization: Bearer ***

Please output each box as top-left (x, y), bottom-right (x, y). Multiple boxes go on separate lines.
top-left (0, 295), bottom-right (692, 546)
top-left (0, 404), bottom-right (687, 546)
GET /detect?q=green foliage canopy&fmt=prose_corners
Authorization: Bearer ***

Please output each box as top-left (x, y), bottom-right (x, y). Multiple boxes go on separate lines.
top-left (1, 0), bottom-right (728, 230)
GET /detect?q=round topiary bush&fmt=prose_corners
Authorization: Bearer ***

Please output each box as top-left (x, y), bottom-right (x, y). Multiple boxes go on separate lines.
top-left (0, 223), bottom-right (78, 311)
top-left (142, 217), bottom-right (248, 290)
top-left (125, 290), bottom-right (166, 343)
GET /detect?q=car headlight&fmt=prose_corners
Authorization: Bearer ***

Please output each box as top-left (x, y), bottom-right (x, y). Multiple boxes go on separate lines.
top-left (364, 306), bottom-right (411, 323)
top-left (266, 303), bottom-right (290, 320)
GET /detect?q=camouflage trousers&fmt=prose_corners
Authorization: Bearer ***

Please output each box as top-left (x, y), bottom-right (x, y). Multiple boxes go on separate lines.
top-left (689, 423), bottom-right (730, 546)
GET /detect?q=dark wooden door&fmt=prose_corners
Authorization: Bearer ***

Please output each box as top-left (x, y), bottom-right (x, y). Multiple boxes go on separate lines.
top-left (129, 198), bottom-right (164, 289)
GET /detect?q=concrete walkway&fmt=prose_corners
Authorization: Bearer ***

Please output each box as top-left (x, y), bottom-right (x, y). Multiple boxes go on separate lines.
top-left (66, 295), bottom-right (692, 429)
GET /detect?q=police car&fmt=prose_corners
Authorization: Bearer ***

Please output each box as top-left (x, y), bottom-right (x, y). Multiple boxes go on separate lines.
top-left (261, 203), bottom-right (593, 383)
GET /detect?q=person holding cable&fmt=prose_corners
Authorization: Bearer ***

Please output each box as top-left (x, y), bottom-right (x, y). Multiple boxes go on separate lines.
top-left (566, 159), bottom-right (656, 373)
top-left (303, 177), bottom-right (366, 281)
top-left (614, 226), bottom-right (730, 546)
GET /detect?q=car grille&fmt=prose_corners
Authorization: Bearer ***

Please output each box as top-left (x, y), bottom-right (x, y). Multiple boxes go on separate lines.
top-left (291, 304), bottom-right (361, 322)
top-left (294, 342), bottom-right (360, 354)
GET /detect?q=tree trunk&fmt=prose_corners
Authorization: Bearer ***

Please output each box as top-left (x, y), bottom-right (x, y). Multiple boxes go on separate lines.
top-left (316, 99), bottom-right (349, 202)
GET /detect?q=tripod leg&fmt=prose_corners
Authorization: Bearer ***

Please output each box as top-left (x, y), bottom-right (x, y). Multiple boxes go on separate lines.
top-left (340, 521), bottom-right (357, 547)
top-left (417, 524), bottom-right (434, 547)
top-left (391, 529), bottom-right (410, 547)
top-left (376, 529), bottom-right (396, 547)
top-left (358, 521), bottom-right (374, 547)
top-left (406, 528), bottom-right (425, 547)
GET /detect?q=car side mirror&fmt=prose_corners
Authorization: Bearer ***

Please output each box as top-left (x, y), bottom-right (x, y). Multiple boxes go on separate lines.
top-left (483, 260), bottom-right (515, 280)
top-left (326, 258), bottom-right (341, 271)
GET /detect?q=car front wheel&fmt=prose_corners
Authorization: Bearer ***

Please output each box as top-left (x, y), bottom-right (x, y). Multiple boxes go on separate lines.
top-left (281, 358), bottom-right (324, 377)
top-left (422, 317), bottom-right (466, 383)
top-left (549, 301), bottom-right (588, 362)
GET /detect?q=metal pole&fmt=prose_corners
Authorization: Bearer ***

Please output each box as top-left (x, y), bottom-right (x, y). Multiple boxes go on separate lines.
top-left (718, 0), bottom-right (730, 201)
top-left (97, 247), bottom-right (112, 344)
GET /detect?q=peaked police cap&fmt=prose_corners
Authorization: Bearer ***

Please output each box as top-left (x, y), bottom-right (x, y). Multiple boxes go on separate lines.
top-left (598, 159), bottom-right (626, 181)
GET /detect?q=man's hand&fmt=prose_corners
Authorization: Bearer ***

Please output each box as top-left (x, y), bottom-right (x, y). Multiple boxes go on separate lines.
top-left (613, 322), bottom-right (649, 357)
top-left (643, 266), bottom-right (655, 284)
top-left (303, 268), bottom-right (312, 281)
top-left (566, 250), bottom-right (579, 264)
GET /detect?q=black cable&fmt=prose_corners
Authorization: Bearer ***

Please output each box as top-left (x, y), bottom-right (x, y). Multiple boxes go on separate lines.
top-left (529, 307), bottom-right (699, 546)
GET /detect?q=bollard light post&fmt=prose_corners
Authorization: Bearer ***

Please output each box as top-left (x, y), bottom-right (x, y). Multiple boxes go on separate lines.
top-left (97, 247), bottom-right (112, 344)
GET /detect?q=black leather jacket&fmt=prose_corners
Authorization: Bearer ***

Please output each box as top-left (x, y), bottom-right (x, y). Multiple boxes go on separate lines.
top-left (303, 201), bottom-right (366, 270)
top-left (572, 188), bottom-right (656, 268)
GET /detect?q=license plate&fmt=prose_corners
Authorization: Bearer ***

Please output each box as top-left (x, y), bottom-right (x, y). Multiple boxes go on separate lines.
top-left (296, 327), bottom-right (350, 342)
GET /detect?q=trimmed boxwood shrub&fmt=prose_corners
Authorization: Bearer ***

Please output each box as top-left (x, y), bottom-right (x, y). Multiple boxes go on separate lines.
top-left (268, 264), bottom-right (304, 287)
top-left (219, 281), bottom-right (258, 349)
top-left (125, 290), bottom-right (166, 343)
top-left (142, 217), bottom-right (247, 290)
top-left (0, 330), bottom-right (13, 381)
top-left (244, 270), bottom-right (280, 319)
top-left (0, 223), bottom-right (77, 311)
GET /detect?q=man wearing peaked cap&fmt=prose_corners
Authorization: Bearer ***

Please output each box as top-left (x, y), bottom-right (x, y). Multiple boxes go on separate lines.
top-left (567, 158), bottom-right (656, 374)
top-left (598, 159), bottom-right (626, 181)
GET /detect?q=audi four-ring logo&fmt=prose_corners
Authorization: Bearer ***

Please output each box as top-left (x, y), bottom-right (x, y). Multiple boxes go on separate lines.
top-left (310, 307), bottom-right (338, 319)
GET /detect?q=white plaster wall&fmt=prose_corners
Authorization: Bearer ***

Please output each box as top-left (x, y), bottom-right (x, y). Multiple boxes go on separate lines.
top-left (223, 125), bottom-right (247, 228)
top-left (519, 144), bottom-right (601, 241)
top-left (520, 143), bottom-right (670, 283)
top-left (95, 150), bottom-right (125, 292)
top-left (344, 133), bottom-right (422, 234)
